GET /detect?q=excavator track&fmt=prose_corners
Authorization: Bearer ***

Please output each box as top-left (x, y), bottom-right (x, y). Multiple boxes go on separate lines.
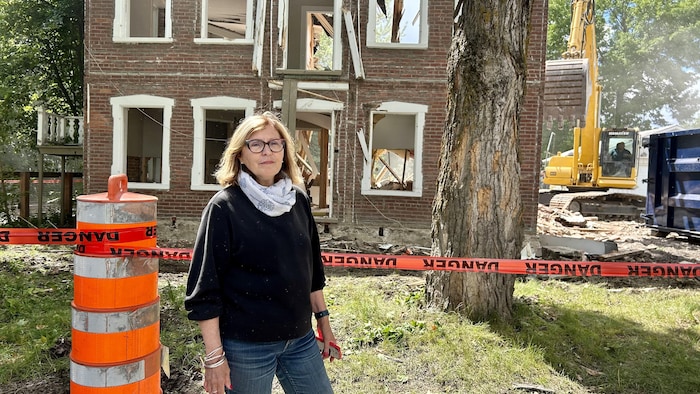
top-left (548, 191), bottom-right (646, 221)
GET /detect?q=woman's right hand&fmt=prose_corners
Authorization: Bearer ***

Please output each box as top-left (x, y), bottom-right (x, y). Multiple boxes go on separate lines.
top-left (198, 318), bottom-right (232, 393)
top-left (203, 360), bottom-right (232, 394)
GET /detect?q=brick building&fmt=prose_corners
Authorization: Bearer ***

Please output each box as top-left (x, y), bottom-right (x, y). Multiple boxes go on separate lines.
top-left (83, 0), bottom-right (547, 233)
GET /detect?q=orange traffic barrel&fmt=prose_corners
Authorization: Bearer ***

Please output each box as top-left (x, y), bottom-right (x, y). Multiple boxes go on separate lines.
top-left (70, 347), bottom-right (162, 394)
top-left (72, 255), bottom-right (158, 310)
top-left (70, 174), bottom-right (161, 393)
top-left (70, 298), bottom-right (160, 365)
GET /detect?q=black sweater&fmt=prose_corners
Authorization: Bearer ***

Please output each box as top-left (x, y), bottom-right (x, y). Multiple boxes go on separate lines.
top-left (184, 185), bottom-right (326, 342)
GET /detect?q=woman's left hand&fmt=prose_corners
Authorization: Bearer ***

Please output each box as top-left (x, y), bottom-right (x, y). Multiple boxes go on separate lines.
top-left (316, 318), bottom-right (340, 361)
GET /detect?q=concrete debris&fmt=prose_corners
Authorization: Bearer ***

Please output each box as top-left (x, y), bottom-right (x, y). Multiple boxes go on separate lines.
top-left (319, 238), bottom-right (431, 256)
top-left (539, 234), bottom-right (617, 256)
top-left (554, 212), bottom-right (589, 227)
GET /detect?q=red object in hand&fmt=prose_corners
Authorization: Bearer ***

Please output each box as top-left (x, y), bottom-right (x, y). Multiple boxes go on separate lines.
top-left (315, 329), bottom-right (342, 360)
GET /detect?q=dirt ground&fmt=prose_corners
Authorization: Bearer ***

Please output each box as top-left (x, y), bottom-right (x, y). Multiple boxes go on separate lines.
top-left (1, 205), bottom-right (698, 393)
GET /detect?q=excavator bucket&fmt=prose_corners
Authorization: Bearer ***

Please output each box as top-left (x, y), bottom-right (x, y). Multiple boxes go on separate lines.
top-left (544, 59), bottom-right (588, 128)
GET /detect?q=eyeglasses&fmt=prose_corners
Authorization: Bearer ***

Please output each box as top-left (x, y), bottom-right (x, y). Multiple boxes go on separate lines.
top-left (245, 139), bottom-right (286, 153)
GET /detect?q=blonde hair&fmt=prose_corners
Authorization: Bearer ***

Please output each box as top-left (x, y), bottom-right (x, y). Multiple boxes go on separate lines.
top-left (214, 111), bottom-right (303, 187)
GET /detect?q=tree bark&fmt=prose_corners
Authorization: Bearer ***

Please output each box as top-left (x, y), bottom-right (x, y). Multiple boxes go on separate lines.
top-left (426, 0), bottom-right (530, 322)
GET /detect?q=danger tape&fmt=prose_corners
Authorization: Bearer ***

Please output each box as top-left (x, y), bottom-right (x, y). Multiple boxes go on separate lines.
top-left (1, 227), bottom-right (698, 278)
top-left (0, 227), bottom-right (156, 245)
top-left (84, 247), bottom-right (699, 279)
top-left (322, 253), bottom-right (700, 279)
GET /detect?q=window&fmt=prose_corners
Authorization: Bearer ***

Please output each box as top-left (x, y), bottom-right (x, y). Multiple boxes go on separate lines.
top-left (110, 95), bottom-right (174, 190)
top-left (277, 0), bottom-right (342, 71)
top-left (113, 0), bottom-right (172, 42)
top-left (362, 102), bottom-right (427, 197)
top-left (195, 0), bottom-right (254, 44)
top-left (190, 97), bottom-right (256, 190)
top-left (367, 0), bottom-right (429, 49)
top-left (600, 129), bottom-right (637, 178)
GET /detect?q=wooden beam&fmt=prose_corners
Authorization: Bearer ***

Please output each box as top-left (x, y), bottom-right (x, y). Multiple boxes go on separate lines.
top-left (252, 0), bottom-right (266, 75)
top-left (61, 173), bottom-right (74, 226)
top-left (19, 172), bottom-right (30, 219)
top-left (318, 130), bottom-right (329, 209)
top-left (343, 10), bottom-right (365, 79)
top-left (281, 79), bottom-right (298, 134)
top-left (313, 13), bottom-right (333, 36)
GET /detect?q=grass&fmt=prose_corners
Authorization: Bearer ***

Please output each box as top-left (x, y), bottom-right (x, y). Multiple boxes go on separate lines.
top-left (0, 246), bottom-right (72, 384)
top-left (1, 246), bottom-right (699, 393)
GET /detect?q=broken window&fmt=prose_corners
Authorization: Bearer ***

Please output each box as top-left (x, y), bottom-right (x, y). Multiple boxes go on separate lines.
top-left (113, 0), bottom-right (172, 42)
top-left (190, 97), bottom-right (255, 190)
top-left (362, 102), bottom-right (427, 197)
top-left (110, 95), bottom-right (174, 190)
top-left (196, 0), bottom-right (254, 43)
top-left (367, 0), bottom-right (429, 48)
top-left (278, 0), bottom-right (342, 71)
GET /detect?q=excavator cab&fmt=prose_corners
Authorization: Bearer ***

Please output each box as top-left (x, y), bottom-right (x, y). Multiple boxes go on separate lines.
top-left (597, 128), bottom-right (638, 188)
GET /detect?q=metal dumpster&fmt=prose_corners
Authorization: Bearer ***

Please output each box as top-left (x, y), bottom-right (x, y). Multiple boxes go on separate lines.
top-left (643, 128), bottom-right (700, 240)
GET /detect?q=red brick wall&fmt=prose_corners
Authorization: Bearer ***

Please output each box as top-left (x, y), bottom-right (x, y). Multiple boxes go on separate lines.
top-left (84, 0), bottom-right (546, 233)
top-left (521, 0), bottom-right (549, 231)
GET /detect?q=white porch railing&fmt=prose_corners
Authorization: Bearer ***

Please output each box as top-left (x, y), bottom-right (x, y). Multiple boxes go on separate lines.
top-left (36, 106), bottom-right (84, 146)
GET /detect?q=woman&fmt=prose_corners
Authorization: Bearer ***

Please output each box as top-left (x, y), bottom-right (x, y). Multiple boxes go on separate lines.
top-left (185, 111), bottom-right (336, 394)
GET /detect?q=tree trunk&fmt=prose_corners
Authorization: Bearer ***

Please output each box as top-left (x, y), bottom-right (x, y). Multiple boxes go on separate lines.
top-left (426, 0), bottom-right (530, 322)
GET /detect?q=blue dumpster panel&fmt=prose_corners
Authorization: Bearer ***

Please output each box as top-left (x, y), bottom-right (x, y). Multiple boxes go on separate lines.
top-left (644, 128), bottom-right (700, 238)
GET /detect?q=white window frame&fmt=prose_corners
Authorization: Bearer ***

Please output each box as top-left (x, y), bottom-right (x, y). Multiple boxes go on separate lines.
top-left (361, 101), bottom-right (427, 197)
top-left (110, 95), bottom-right (174, 190)
top-left (190, 96), bottom-right (256, 191)
top-left (366, 0), bottom-right (429, 49)
top-left (194, 0), bottom-right (255, 44)
top-left (113, 0), bottom-right (173, 43)
top-left (277, 0), bottom-right (343, 71)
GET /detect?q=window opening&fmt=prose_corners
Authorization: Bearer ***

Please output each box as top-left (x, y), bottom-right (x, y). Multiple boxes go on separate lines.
top-left (296, 121), bottom-right (330, 210)
top-left (362, 102), bottom-right (426, 197)
top-left (200, 0), bottom-right (252, 41)
top-left (370, 113), bottom-right (415, 191)
top-left (204, 109), bottom-right (244, 184)
top-left (111, 95), bottom-right (173, 190)
top-left (126, 108), bottom-right (164, 183)
top-left (368, 0), bottom-right (428, 48)
top-left (114, 0), bottom-right (172, 41)
top-left (307, 12), bottom-right (333, 70)
top-left (191, 97), bottom-right (255, 190)
top-left (130, 0), bottom-right (166, 37)
top-left (280, 0), bottom-right (341, 71)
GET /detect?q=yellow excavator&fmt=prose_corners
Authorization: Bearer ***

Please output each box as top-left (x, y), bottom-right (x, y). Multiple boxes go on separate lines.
top-left (542, 0), bottom-right (645, 219)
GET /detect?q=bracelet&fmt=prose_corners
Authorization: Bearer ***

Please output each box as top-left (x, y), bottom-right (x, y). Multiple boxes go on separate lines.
top-left (204, 352), bottom-right (225, 364)
top-left (204, 346), bottom-right (223, 362)
top-left (314, 310), bottom-right (329, 319)
top-left (203, 356), bottom-right (227, 369)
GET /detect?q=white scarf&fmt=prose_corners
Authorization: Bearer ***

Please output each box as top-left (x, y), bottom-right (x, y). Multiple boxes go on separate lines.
top-left (238, 170), bottom-right (297, 217)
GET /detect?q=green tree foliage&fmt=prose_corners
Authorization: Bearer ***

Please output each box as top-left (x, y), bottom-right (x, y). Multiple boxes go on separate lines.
top-left (0, 0), bottom-right (83, 162)
top-left (547, 0), bottom-right (700, 130)
top-left (0, 0), bottom-right (82, 223)
top-left (0, 0), bottom-right (83, 115)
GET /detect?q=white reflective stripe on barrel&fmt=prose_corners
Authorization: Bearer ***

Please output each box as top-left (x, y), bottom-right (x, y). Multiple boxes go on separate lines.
top-left (72, 301), bottom-right (159, 333)
top-left (73, 255), bottom-right (158, 279)
top-left (70, 359), bottom-right (145, 387)
top-left (77, 201), bottom-right (157, 224)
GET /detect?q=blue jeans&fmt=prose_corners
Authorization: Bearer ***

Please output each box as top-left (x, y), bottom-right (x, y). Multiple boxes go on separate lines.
top-left (222, 329), bottom-right (333, 394)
